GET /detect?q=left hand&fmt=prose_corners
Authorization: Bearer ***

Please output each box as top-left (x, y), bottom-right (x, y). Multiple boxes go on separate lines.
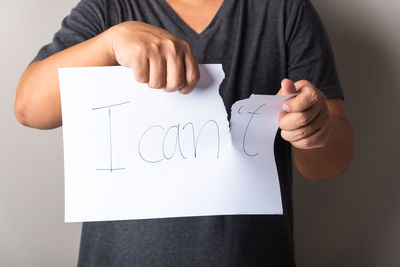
top-left (277, 79), bottom-right (332, 149)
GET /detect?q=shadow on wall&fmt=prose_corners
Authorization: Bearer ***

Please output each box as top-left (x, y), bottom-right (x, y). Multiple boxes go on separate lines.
top-left (293, 2), bottom-right (400, 267)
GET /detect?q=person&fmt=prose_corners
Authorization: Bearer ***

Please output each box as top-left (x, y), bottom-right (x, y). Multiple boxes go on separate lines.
top-left (14, 0), bottom-right (355, 266)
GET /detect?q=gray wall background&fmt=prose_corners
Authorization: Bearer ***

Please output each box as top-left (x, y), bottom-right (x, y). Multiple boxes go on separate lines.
top-left (1, 0), bottom-right (399, 266)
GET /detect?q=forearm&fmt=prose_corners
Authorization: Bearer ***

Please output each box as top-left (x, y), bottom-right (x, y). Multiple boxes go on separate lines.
top-left (15, 21), bottom-right (199, 130)
top-left (14, 30), bottom-right (115, 129)
top-left (293, 115), bottom-right (355, 180)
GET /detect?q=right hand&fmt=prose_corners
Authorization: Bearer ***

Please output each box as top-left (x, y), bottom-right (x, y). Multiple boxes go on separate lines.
top-left (107, 21), bottom-right (200, 94)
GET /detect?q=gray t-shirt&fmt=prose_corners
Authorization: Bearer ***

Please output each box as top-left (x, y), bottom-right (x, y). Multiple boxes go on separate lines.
top-left (33, 0), bottom-right (343, 266)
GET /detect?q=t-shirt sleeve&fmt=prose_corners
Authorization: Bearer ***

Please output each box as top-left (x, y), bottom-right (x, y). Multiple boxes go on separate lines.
top-left (285, 0), bottom-right (344, 99)
top-left (32, 0), bottom-right (105, 62)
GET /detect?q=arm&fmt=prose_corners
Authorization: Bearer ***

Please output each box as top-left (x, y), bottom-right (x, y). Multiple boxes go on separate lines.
top-left (278, 79), bottom-right (355, 180)
top-left (14, 22), bottom-right (199, 129)
top-left (15, 31), bottom-right (113, 129)
top-left (293, 99), bottom-right (354, 180)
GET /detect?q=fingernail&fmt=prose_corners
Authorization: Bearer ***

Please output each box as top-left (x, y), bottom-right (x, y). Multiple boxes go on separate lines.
top-left (282, 104), bottom-right (290, 112)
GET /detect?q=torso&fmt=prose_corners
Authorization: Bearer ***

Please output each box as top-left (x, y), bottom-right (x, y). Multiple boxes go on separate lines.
top-left (79, 2), bottom-right (297, 265)
top-left (165, 0), bottom-right (224, 34)
top-left (33, 1), bottom-right (343, 266)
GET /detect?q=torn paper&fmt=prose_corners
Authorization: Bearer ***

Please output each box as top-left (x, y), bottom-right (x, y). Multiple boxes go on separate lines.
top-left (58, 64), bottom-right (293, 222)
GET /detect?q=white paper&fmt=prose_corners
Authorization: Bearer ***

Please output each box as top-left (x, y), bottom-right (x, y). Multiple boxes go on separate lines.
top-left (58, 64), bottom-right (293, 222)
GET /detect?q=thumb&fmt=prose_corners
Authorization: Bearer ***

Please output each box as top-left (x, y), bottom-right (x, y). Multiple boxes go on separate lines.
top-left (277, 78), bottom-right (297, 96)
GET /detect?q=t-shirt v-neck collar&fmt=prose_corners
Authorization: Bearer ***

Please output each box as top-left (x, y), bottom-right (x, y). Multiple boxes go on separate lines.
top-left (156, 0), bottom-right (228, 40)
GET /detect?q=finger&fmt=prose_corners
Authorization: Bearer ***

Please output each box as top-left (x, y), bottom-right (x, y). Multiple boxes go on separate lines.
top-left (164, 53), bottom-right (185, 92)
top-left (279, 98), bottom-right (324, 130)
top-left (179, 44), bottom-right (200, 94)
top-left (283, 86), bottom-right (322, 112)
top-left (291, 124), bottom-right (331, 149)
top-left (280, 109), bottom-right (328, 142)
top-left (132, 55), bottom-right (149, 84)
top-left (148, 54), bottom-right (166, 89)
top-left (277, 78), bottom-right (297, 96)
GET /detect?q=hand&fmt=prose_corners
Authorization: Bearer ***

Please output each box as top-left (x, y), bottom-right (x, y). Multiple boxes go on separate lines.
top-left (277, 79), bottom-right (332, 149)
top-left (108, 21), bottom-right (200, 93)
